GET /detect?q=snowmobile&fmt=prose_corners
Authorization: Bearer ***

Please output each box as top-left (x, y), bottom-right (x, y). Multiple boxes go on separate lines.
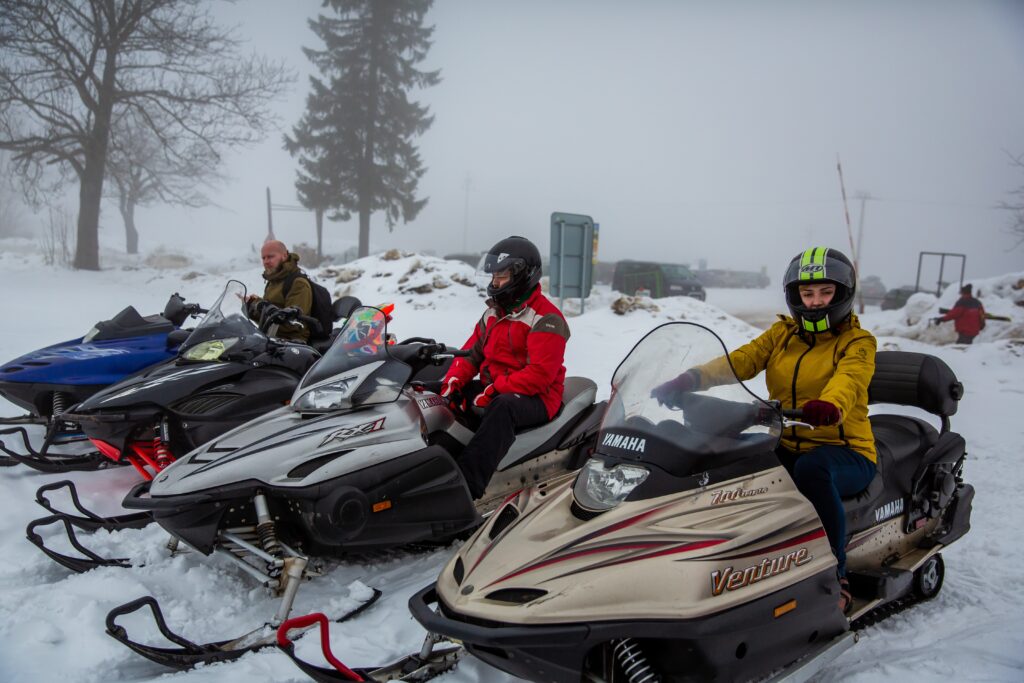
top-left (26, 281), bottom-right (361, 570)
top-left (103, 304), bottom-right (604, 671)
top-left (0, 293), bottom-right (203, 471)
top-left (397, 322), bottom-right (974, 683)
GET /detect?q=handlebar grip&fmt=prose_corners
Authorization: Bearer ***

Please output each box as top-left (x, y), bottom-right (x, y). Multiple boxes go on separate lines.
top-left (782, 409), bottom-right (803, 418)
top-left (449, 348), bottom-right (472, 358)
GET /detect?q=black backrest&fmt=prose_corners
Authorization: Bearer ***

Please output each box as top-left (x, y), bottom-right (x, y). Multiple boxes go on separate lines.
top-left (869, 351), bottom-right (963, 417)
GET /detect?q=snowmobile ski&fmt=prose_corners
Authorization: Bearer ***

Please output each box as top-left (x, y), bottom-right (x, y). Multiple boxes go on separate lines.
top-left (25, 480), bottom-right (154, 573)
top-left (35, 479), bottom-right (152, 531)
top-left (277, 613), bottom-right (464, 682)
top-left (105, 588), bottom-right (382, 670)
top-left (0, 424), bottom-right (111, 471)
top-left (26, 515), bottom-right (134, 573)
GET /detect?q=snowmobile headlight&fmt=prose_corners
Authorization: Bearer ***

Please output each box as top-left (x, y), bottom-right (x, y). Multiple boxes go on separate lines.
top-left (182, 338), bottom-right (240, 361)
top-left (293, 376), bottom-right (358, 412)
top-left (573, 459), bottom-right (650, 512)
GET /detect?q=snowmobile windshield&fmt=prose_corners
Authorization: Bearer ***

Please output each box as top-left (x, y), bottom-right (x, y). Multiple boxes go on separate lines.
top-left (178, 281), bottom-right (264, 361)
top-left (596, 322), bottom-right (782, 478)
top-left (291, 306), bottom-right (410, 413)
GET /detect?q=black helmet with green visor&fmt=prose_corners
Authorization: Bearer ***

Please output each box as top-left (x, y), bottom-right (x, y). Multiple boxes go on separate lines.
top-left (783, 246), bottom-right (856, 334)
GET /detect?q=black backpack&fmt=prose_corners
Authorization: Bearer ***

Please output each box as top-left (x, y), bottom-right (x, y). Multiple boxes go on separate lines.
top-left (282, 270), bottom-right (335, 340)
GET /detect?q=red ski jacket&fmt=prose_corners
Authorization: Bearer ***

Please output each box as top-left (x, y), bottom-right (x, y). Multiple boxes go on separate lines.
top-left (444, 286), bottom-right (569, 418)
top-left (941, 295), bottom-right (986, 338)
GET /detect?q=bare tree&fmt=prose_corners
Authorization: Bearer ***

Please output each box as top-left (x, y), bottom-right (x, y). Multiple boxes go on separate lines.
top-left (0, 152), bottom-right (28, 237)
top-left (0, 0), bottom-right (293, 269)
top-left (105, 109), bottom-right (221, 254)
top-left (998, 151), bottom-right (1024, 249)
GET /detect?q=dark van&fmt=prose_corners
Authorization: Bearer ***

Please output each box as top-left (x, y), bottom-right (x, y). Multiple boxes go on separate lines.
top-left (613, 261), bottom-right (706, 301)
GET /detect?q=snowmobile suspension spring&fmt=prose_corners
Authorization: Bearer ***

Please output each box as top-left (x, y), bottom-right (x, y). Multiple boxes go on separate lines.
top-left (152, 435), bottom-right (173, 470)
top-left (254, 494), bottom-right (282, 557)
top-left (612, 638), bottom-right (660, 683)
top-left (51, 391), bottom-right (70, 417)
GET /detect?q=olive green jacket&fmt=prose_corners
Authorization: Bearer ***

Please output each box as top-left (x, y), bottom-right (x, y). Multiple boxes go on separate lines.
top-left (696, 315), bottom-right (877, 463)
top-left (246, 253), bottom-right (313, 342)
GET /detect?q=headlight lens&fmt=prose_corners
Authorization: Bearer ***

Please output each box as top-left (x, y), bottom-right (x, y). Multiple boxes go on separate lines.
top-left (182, 338), bottom-right (239, 361)
top-left (292, 376), bottom-right (357, 412)
top-left (573, 458), bottom-right (650, 512)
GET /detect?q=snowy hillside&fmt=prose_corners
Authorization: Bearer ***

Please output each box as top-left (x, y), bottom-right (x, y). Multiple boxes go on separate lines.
top-left (0, 245), bottom-right (1021, 682)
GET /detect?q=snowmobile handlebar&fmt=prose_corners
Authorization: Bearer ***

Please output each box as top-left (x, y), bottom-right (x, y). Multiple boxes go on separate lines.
top-left (258, 304), bottom-right (323, 337)
top-left (780, 408), bottom-right (815, 429)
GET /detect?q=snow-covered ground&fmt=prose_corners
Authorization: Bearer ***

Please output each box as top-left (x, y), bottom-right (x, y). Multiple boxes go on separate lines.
top-left (1, 242), bottom-right (1022, 682)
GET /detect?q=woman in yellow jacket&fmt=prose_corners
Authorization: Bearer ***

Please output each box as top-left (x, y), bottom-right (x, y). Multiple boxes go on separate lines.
top-left (654, 247), bottom-right (876, 612)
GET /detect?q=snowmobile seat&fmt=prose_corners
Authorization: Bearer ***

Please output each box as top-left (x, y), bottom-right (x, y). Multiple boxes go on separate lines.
top-left (497, 377), bottom-right (598, 469)
top-left (88, 306), bottom-right (175, 342)
top-left (842, 351), bottom-right (960, 533)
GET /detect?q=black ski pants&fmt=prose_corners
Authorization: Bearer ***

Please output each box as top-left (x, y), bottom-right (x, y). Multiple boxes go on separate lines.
top-left (457, 381), bottom-right (549, 500)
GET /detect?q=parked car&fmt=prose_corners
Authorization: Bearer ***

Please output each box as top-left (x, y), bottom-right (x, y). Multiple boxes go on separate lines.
top-left (880, 285), bottom-right (917, 310)
top-left (859, 275), bottom-right (887, 306)
top-left (612, 260), bottom-right (706, 301)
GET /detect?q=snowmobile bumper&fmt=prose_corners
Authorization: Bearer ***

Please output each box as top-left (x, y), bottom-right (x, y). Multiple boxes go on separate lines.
top-left (410, 567), bottom-right (849, 683)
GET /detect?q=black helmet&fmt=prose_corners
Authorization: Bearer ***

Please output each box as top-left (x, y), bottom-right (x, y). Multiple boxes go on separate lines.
top-left (483, 236), bottom-right (542, 310)
top-left (783, 247), bottom-right (856, 334)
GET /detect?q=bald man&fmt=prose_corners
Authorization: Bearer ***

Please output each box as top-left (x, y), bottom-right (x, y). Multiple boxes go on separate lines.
top-left (245, 240), bottom-right (314, 342)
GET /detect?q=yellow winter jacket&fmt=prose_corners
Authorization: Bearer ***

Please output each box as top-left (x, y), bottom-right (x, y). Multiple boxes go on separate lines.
top-left (697, 315), bottom-right (877, 463)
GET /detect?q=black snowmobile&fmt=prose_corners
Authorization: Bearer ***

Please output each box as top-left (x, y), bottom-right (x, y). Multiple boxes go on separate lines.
top-left (27, 281), bottom-right (360, 568)
top-left (0, 293), bottom-right (203, 471)
top-left (399, 322), bottom-right (975, 683)
top-left (103, 305), bottom-right (604, 671)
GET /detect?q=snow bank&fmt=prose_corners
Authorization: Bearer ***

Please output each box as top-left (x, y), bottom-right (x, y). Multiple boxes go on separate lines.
top-left (860, 271), bottom-right (1024, 344)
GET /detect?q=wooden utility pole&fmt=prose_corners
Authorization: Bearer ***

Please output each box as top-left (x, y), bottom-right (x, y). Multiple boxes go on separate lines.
top-left (265, 187), bottom-right (275, 241)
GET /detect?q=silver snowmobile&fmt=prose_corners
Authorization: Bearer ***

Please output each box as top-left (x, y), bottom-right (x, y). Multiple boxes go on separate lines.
top-left (398, 322), bottom-right (975, 683)
top-left (105, 305), bottom-right (603, 670)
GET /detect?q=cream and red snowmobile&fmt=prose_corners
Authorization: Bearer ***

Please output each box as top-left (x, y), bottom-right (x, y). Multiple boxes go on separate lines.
top-left (399, 321), bottom-right (975, 683)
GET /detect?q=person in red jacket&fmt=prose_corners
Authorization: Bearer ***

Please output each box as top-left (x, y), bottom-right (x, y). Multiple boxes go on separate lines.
top-left (933, 283), bottom-right (986, 344)
top-left (441, 236), bottom-right (570, 499)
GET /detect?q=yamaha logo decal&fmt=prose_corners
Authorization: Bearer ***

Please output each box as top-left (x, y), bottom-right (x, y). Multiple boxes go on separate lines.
top-left (601, 432), bottom-right (646, 453)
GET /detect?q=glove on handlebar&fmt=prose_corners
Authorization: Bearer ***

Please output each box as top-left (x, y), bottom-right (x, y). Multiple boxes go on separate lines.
top-left (440, 376), bottom-right (462, 399)
top-left (801, 400), bottom-right (841, 426)
top-left (651, 370), bottom-right (699, 407)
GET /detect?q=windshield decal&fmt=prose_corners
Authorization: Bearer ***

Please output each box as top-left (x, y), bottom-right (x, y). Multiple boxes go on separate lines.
top-left (601, 432), bottom-right (646, 453)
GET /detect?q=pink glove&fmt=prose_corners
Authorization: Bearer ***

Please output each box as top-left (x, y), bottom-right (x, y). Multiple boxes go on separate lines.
top-left (473, 384), bottom-right (498, 409)
top-left (802, 400), bottom-right (841, 426)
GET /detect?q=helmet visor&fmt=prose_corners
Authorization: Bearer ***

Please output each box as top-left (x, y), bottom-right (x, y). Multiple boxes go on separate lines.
top-left (482, 252), bottom-right (526, 275)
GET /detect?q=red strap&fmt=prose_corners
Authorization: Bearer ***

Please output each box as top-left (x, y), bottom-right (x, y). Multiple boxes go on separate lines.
top-left (277, 613), bottom-right (364, 681)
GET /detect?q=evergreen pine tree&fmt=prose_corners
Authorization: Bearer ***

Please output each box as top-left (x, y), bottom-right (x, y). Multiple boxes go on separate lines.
top-left (286, 0), bottom-right (440, 258)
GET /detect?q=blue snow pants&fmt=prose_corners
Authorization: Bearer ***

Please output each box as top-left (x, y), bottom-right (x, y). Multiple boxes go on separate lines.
top-left (777, 445), bottom-right (876, 577)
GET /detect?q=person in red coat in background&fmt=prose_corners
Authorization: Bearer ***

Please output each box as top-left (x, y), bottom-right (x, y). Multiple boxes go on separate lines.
top-left (933, 283), bottom-right (986, 344)
top-left (441, 236), bottom-right (570, 499)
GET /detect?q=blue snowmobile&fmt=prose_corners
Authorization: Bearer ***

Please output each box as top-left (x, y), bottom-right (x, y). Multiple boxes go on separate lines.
top-left (0, 293), bottom-right (204, 471)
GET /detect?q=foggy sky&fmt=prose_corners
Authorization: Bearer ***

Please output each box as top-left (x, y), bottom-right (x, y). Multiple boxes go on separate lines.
top-left (16, 0), bottom-right (1024, 287)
